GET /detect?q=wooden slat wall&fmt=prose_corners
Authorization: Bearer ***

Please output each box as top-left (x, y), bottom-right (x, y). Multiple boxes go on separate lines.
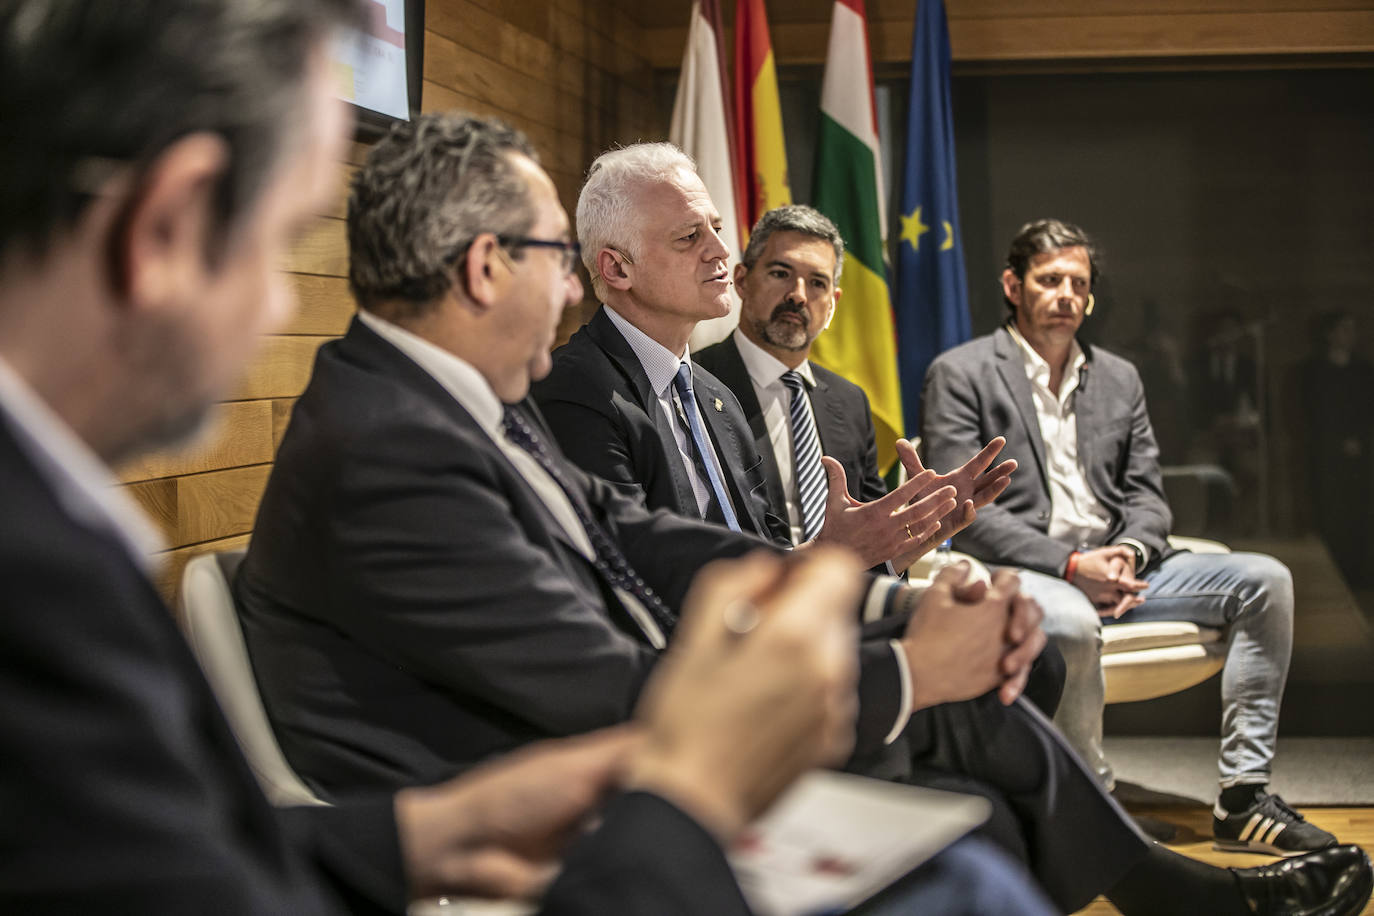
top-left (640, 0), bottom-right (1374, 69)
top-left (123, 0), bottom-right (656, 604)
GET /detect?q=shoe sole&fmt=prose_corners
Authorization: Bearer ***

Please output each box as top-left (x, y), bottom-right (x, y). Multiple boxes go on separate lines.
top-left (1213, 838), bottom-right (1337, 857)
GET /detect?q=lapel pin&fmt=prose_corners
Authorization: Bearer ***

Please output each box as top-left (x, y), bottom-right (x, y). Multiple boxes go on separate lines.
top-left (713, 398), bottom-right (723, 412)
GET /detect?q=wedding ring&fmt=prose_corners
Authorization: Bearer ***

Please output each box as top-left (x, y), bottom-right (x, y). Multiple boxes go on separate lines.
top-left (722, 599), bottom-right (760, 636)
top-left (904, 523), bottom-right (913, 539)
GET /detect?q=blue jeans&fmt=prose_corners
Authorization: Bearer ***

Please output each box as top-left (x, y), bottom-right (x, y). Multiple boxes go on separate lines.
top-left (1017, 551), bottom-right (1293, 790)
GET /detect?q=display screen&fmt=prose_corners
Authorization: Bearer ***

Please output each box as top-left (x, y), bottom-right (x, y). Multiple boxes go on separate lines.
top-left (331, 0), bottom-right (417, 130)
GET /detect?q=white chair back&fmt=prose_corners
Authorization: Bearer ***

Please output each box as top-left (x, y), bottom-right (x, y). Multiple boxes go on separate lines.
top-left (180, 550), bottom-right (326, 807)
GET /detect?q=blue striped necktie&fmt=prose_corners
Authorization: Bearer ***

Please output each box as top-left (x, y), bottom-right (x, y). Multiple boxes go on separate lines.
top-left (781, 370), bottom-right (827, 541)
top-left (671, 364), bottom-right (741, 532)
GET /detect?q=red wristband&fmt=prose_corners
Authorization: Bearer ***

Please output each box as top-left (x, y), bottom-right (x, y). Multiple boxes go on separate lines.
top-left (1065, 551), bottom-right (1081, 583)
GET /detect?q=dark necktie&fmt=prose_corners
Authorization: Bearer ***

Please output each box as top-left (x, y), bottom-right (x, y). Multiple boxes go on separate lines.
top-left (671, 363), bottom-right (742, 532)
top-left (781, 370), bottom-right (827, 541)
top-left (501, 406), bottom-right (676, 639)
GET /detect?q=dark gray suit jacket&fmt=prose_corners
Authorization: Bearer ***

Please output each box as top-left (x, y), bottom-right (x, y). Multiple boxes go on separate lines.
top-left (920, 326), bottom-right (1174, 576)
top-left (695, 334), bottom-right (887, 534)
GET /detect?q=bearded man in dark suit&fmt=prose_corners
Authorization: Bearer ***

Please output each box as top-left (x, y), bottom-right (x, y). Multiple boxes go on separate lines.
top-left (695, 205), bottom-right (1008, 560)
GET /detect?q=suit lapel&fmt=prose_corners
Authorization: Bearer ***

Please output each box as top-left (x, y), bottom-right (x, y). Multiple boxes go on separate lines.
top-left (586, 310), bottom-right (699, 516)
top-left (810, 374), bottom-right (848, 466)
top-left (693, 368), bottom-right (763, 532)
top-left (993, 327), bottom-right (1051, 493)
top-left (1072, 344), bottom-right (1098, 483)
top-left (708, 339), bottom-right (788, 524)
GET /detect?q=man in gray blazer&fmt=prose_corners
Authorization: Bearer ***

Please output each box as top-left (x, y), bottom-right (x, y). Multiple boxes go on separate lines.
top-left (922, 219), bottom-right (1334, 856)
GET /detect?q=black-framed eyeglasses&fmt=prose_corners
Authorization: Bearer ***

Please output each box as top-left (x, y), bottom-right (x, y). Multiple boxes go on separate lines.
top-left (498, 235), bottom-right (582, 275)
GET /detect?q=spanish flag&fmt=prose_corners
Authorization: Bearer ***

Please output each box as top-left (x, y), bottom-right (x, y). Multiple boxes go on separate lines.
top-left (809, 0), bottom-right (904, 472)
top-left (732, 0), bottom-right (790, 234)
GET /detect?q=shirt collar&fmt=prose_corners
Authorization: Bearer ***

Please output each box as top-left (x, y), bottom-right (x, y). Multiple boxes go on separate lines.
top-left (356, 309), bottom-right (504, 437)
top-left (604, 305), bottom-right (691, 397)
top-left (732, 328), bottom-right (816, 389)
top-left (1005, 321), bottom-right (1085, 395)
top-left (0, 355), bottom-right (164, 573)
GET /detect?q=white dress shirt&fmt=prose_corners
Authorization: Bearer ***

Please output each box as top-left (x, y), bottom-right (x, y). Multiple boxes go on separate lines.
top-left (1006, 323), bottom-right (1149, 567)
top-left (0, 355), bottom-right (164, 577)
top-left (358, 310), bottom-right (670, 647)
top-left (603, 306), bottom-right (735, 520)
top-left (732, 329), bottom-right (820, 546)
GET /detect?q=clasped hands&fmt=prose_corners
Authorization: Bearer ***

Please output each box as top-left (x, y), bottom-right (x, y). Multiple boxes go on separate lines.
top-left (813, 436), bottom-right (1016, 570)
top-left (1071, 545), bottom-right (1148, 619)
top-left (899, 564), bottom-right (1046, 711)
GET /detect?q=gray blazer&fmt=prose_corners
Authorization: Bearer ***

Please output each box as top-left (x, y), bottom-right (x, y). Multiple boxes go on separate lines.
top-left (920, 326), bottom-right (1174, 576)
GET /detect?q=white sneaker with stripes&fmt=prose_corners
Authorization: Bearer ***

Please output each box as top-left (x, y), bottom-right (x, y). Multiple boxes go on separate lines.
top-left (1213, 790), bottom-right (1338, 856)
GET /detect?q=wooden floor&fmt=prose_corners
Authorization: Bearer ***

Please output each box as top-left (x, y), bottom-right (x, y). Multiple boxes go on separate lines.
top-left (1075, 806), bottom-right (1374, 914)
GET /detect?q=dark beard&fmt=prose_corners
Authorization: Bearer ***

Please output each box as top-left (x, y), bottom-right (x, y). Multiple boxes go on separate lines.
top-left (758, 302), bottom-right (810, 351)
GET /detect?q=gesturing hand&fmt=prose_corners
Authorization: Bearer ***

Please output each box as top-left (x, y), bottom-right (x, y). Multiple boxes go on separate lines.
top-left (888, 437), bottom-right (1017, 569)
top-left (812, 459), bottom-right (954, 568)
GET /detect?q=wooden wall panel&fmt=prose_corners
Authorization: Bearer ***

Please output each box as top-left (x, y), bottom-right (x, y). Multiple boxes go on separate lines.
top-left (282, 275), bottom-right (355, 336)
top-left (642, 2), bottom-right (1374, 67)
top-left (229, 336), bottom-right (337, 401)
top-left (123, 0), bottom-right (657, 606)
top-left (283, 217), bottom-right (348, 277)
top-left (118, 401), bottom-right (274, 484)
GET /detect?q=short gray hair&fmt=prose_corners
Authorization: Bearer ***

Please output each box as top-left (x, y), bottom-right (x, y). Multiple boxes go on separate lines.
top-left (348, 113), bottom-right (538, 318)
top-left (576, 142), bottom-right (697, 299)
top-left (740, 205), bottom-right (845, 280)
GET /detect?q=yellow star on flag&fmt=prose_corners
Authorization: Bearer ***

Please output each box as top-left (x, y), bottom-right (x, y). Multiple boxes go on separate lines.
top-left (901, 206), bottom-right (930, 251)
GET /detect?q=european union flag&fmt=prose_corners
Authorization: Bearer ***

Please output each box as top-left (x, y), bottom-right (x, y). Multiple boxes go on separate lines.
top-left (894, 0), bottom-right (970, 435)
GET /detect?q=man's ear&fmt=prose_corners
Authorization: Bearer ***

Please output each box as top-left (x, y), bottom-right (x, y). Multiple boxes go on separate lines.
top-left (597, 247), bottom-right (632, 292)
top-left (461, 233), bottom-right (507, 310)
top-left (1000, 268), bottom-right (1021, 306)
top-left (823, 287), bottom-right (841, 330)
top-left (115, 132), bottom-right (230, 309)
top-left (732, 261), bottom-right (748, 286)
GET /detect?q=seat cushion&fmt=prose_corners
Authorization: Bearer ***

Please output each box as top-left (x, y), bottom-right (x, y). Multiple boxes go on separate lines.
top-left (1101, 620), bottom-right (1222, 655)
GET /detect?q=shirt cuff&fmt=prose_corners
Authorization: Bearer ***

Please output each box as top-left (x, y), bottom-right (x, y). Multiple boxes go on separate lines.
top-left (884, 639), bottom-right (914, 744)
top-left (1117, 537), bottom-right (1150, 570)
top-left (862, 576), bottom-right (907, 623)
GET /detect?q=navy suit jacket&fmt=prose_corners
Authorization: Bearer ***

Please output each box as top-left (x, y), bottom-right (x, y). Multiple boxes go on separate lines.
top-left (920, 326), bottom-right (1175, 576)
top-left (695, 334), bottom-right (888, 531)
top-left (532, 307), bottom-right (790, 544)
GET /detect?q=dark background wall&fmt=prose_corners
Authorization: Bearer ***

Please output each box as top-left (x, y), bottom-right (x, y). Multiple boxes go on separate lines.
top-left (742, 65), bottom-right (1374, 539)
